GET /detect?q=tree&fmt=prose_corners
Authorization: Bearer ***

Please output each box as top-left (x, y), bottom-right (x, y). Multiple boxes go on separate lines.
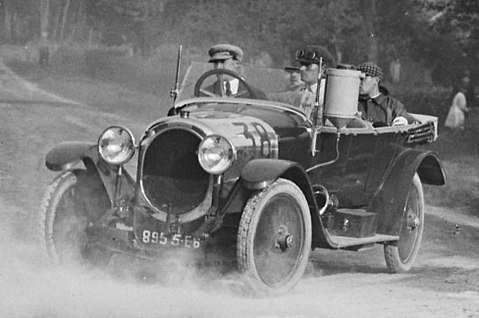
top-left (1, 0), bottom-right (38, 41)
top-left (86, 0), bottom-right (168, 53)
top-left (40, 0), bottom-right (50, 38)
top-left (423, 0), bottom-right (479, 83)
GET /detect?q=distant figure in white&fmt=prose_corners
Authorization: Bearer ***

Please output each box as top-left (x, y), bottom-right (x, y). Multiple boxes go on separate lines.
top-left (445, 83), bottom-right (469, 130)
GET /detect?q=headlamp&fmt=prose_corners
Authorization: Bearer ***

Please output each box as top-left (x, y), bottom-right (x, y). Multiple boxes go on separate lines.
top-left (198, 135), bottom-right (235, 174)
top-left (98, 126), bottom-right (135, 165)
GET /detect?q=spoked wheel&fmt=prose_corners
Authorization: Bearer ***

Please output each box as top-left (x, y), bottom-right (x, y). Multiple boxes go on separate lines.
top-left (384, 173), bottom-right (424, 273)
top-left (194, 69), bottom-right (255, 98)
top-left (237, 178), bottom-right (312, 296)
top-left (38, 170), bottom-right (112, 266)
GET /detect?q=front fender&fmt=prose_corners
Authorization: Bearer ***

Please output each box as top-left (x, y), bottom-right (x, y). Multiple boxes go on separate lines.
top-left (45, 141), bottom-right (136, 204)
top-left (370, 148), bottom-right (446, 235)
top-left (241, 159), bottom-right (302, 190)
top-left (46, 142), bottom-right (96, 171)
top-left (240, 159), bottom-right (329, 246)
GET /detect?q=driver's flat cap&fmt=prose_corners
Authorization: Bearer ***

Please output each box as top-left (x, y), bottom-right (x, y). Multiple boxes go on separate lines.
top-left (208, 44), bottom-right (243, 63)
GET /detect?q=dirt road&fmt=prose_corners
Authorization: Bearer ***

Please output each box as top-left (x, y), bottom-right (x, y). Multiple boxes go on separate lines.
top-left (0, 62), bottom-right (478, 318)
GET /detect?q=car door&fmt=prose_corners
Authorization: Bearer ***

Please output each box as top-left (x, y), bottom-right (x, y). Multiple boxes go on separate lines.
top-left (307, 126), bottom-right (400, 208)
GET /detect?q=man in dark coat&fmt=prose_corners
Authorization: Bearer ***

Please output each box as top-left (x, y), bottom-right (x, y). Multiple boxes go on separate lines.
top-left (357, 62), bottom-right (416, 127)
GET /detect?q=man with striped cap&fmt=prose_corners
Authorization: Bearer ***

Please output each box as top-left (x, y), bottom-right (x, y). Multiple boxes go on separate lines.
top-left (357, 62), bottom-right (416, 127)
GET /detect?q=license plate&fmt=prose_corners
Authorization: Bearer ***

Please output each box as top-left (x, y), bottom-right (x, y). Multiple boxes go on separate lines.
top-left (140, 230), bottom-right (201, 249)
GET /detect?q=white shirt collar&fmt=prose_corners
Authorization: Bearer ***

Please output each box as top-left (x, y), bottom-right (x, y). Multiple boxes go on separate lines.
top-left (224, 78), bottom-right (239, 94)
top-left (305, 79), bottom-right (325, 93)
top-left (309, 83), bottom-right (318, 92)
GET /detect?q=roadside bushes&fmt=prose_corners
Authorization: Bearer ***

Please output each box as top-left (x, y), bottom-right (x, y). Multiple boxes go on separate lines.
top-left (395, 86), bottom-right (451, 126)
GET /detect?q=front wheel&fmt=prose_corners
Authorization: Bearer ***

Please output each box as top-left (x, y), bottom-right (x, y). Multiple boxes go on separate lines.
top-left (384, 173), bottom-right (424, 273)
top-left (38, 170), bottom-right (112, 266)
top-left (237, 178), bottom-right (312, 296)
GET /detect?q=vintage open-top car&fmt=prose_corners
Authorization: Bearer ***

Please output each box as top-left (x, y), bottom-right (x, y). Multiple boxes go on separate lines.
top-left (39, 58), bottom-right (446, 295)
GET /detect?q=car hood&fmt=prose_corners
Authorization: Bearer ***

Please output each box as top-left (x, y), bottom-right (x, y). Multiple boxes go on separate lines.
top-left (147, 111), bottom-right (279, 158)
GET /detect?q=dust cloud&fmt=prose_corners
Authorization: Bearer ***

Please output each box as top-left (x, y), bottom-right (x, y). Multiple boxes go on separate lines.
top-left (0, 200), bottom-right (325, 318)
top-left (1, 198), bottom-right (478, 318)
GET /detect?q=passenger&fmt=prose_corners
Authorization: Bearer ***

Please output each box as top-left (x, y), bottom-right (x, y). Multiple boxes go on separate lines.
top-left (357, 62), bottom-right (416, 127)
top-left (204, 43), bottom-right (266, 99)
top-left (284, 63), bottom-right (305, 92)
top-left (296, 45), bottom-right (329, 118)
top-left (268, 45), bottom-right (329, 118)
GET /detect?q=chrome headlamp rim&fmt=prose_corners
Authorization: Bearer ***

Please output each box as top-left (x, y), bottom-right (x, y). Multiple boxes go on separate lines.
top-left (98, 125), bottom-right (136, 165)
top-left (198, 134), bottom-right (236, 174)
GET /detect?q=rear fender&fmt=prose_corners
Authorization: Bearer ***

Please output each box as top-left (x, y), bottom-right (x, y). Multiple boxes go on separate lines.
top-left (240, 159), bottom-right (328, 245)
top-left (45, 142), bottom-right (136, 203)
top-left (370, 148), bottom-right (446, 235)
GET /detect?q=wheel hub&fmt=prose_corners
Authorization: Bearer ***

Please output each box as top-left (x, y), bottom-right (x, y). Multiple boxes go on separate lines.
top-left (275, 226), bottom-right (294, 251)
top-left (406, 211), bottom-right (420, 231)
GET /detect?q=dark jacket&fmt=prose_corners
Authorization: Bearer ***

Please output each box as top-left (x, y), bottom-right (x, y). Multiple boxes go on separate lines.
top-left (358, 94), bottom-right (416, 126)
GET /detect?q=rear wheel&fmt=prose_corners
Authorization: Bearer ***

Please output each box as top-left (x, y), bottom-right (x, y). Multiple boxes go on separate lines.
top-left (38, 170), bottom-right (112, 266)
top-left (384, 173), bottom-right (424, 273)
top-left (237, 178), bottom-right (312, 296)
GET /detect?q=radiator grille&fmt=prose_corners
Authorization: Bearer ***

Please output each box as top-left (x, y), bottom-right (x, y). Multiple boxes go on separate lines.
top-left (141, 129), bottom-right (209, 214)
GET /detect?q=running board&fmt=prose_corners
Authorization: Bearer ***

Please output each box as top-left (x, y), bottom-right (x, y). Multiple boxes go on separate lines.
top-left (328, 233), bottom-right (399, 249)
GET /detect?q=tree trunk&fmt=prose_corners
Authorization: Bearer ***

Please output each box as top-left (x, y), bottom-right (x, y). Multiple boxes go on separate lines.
top-left (59, 0), bottom-right (71, 41)
top-left (360, 0), bottom-right (378, 62)
top-left (331, 35), bottom-right (342, 64)
top-left (71, 1), bottom-right (86, 41)
top-left (12, 11), bottom-right (17, 40)
top-left (40, 0), bottom-right (50, 38)
top-left (4, 9), bottom-right (12, 40)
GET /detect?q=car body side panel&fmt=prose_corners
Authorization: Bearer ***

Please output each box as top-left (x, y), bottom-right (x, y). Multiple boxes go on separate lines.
top-left (307, 131), bottom-right (402, 207)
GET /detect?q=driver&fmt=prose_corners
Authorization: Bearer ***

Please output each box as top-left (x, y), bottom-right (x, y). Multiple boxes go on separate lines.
top-left (204, 44), bottom-right (266, 99)
top-left (357, 62), bottom-right (417, 127)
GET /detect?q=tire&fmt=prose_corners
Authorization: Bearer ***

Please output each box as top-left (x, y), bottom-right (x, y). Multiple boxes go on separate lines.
top-left (237, 178), bottom-right (312, 296)
top-left (38, 170), bottom-right (112, 266)
top-left (384, 173), bottom-right (424, 273)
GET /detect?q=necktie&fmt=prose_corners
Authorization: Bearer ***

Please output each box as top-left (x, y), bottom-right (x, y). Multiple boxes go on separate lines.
top-left (225, 81), bottom-right (232, 96)
top-left (300, 86), bottom-right (315, 117)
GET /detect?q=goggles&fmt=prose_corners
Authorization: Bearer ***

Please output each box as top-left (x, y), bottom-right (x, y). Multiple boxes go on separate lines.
top-left (295, 49), bottom-right (320, 62)
top-left (299, 62), bottom-right (319, 70)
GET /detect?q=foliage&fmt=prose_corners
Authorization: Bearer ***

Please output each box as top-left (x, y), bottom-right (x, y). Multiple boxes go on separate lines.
top-left (424, 0), bottom-right (479, 83)
top-left (396, 85), bottom-right (450, 122)
top-left (1, 0), bottom-right (477, 85)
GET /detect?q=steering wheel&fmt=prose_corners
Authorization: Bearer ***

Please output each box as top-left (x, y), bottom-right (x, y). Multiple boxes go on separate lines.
top-left (194, 69), bottom-right (256, 99)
